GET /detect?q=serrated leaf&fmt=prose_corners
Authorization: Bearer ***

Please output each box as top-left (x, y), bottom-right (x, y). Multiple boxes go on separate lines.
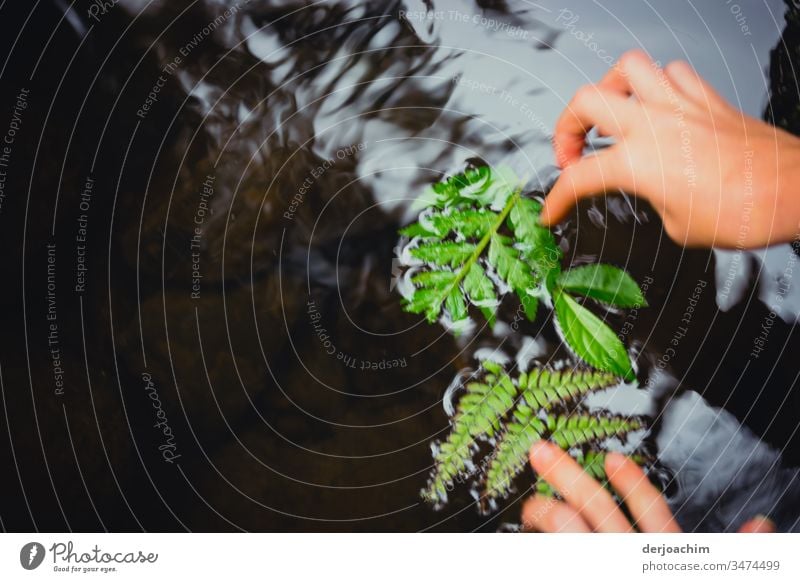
top-left (410, 241), bottom-right (476, 267)
top-left (558, 264), bottom-right (647, 308)
top-left (399, 222), bottom-right (433, 238)
top-left (405, 287), bottom-right (447, 322)
top-left (463, 263), bottom-right (497, 308)
top-left (553, 290), bottom-right (634, 380)
top-left (446, 288), bottom-right (468, 322)
top-left (401, 209), bottom-right (497, 239)
top-left (488, 234), bottom-right (539, 320)
top-left (436, 209), bottom-right (496, 238)
top-left (411, 270), bottom-right (457, 287)
top-left (508, 197), bottom-right (562, 280)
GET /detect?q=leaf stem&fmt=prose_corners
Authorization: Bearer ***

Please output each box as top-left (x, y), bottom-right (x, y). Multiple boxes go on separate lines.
top-left (438, 189), bottom-right (522, 309)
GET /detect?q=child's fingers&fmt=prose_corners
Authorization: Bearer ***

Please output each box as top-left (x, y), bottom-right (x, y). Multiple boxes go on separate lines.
top-left (521, 496), bottom-right (591, 533)
top-left (529, 441), bottom-right (633, 532)
top-left (605, 453), bottom-right (681, 533)
top-left (663, 59), bottom-right (731, 111)
top-left (540, 149), bottom-right (622, 226)
top-left (600, 49), bottom-right (669, 105)
top-left (552, 86), bottom-right (635, 168)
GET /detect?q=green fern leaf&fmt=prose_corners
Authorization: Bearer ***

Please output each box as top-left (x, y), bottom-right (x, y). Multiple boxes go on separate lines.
top-left (410, 241), bottom-right (477, 267)
top-left (488, 234), bottom-right (540, 319)
top-left (518, 368), bottom-right (619, 410)
top-left (419, 208), bottom-right (497, 238)
top-left (547, 412), bottom-right (643, 450)
top-left (422, 361), bottom-right (518, 504)
top-left (482, 370), bottom-right (622, 499)
top-left (508, 197), bottom-right (562, 279)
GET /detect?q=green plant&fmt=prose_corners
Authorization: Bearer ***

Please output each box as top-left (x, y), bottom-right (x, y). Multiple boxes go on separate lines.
top-left (399, 165), bottom-right (646, 379)
top-left (421, 360), bottom-right (646, 506)
top-left (399, 166), bottom-right (653, 510)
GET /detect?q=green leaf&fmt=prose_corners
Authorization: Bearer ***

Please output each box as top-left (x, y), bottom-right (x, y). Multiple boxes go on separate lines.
top-left (445, 288), bottom-right (468, 323)
top-left (480, 368), bottom-right (629, 501)
top-left (508, 197), bottom-right (562, 279)
top-left (488, 234), bottom-right (539, 320)
top-left (553, 289), bottom-right (634, 380)
top-left (405, 287), bottom-right (449, 323)
top-left (558, 264), bottom-right (647, 308)
top-left (463, 263), bottom-right (497, 308)
top-left (399, 222), bottom-right (433, 238)
top-left (480, 166), bottom-right (523, 210)
top-left (433, 209), bottom-right (497, 238)
top-left (413, 166), bottom-right (521, 210)
top-left (422, 362), bottom-right (519, 504)
top-left (411, 270), bottom-right (457, 287)
top-left (410, 241), bottom-right (476, 267)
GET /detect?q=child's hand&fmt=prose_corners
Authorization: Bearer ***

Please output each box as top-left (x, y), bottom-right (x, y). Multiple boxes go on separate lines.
top-left (540, 49), bottom-right (800, 249)
top-left (521, 441), bottom-right (774, 533)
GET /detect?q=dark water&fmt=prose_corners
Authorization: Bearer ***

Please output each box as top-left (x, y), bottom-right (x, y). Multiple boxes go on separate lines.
top-left (0, 0), bottom-right (799, 532)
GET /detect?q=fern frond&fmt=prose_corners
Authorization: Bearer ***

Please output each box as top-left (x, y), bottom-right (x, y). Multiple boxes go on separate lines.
top-left (547, 412), bottom-right (643, 450)
top-left (402, 183), bottom-right (537, 330)
top-left (481, 370), bottom-right (622, 500)
top-left (518, 368), bottom-right (619, 411)
top-left (422, 361), bottom-right (518, 504)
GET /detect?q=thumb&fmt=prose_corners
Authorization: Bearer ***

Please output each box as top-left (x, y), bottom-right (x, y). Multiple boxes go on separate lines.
top-left (540, 150), bottom-right (623, 226)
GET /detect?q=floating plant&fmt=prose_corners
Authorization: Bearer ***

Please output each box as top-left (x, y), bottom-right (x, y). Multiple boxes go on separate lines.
top-left (421, 360), bottom-right (646, 507)
top-left (398, 165), bottom-right (646, 379)
top-left (397, 166), bottom-right (652, 509)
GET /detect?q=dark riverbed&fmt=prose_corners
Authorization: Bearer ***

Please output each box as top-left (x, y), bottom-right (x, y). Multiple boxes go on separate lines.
top-left (0, 0), bottom-right (798, 532)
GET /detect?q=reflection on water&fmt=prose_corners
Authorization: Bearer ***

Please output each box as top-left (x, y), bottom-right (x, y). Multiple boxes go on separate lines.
top-left (2, 0), bottom-right (798, 531)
